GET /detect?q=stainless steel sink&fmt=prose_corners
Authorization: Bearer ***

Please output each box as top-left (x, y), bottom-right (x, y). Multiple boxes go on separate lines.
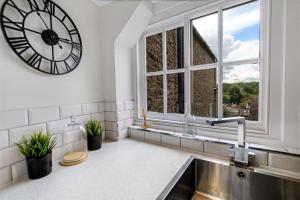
top-left (157, 156), bottom-right (300, 200)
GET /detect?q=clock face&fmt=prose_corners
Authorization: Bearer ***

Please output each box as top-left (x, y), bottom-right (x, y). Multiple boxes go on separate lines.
top-left (0, 0), bottom-right (82, 75)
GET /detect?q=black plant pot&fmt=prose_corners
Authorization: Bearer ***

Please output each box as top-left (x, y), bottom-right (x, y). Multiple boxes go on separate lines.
top-left (26, 152), bottom-right (52, 179)
top-left (87, 135), bottom-right (102, 151)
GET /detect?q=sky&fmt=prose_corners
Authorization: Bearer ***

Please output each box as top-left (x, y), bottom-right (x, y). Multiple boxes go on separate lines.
top-left (193, 0), bottom-right (260, 83)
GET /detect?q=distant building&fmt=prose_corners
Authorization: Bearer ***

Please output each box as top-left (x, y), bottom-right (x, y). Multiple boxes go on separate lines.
top-left (146, 26), bottom-right (218, 117)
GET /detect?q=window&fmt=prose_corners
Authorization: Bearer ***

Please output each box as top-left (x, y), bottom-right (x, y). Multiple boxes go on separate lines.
top-left (142, 0), bottom-right (264, 124)
top-left (145, 27), bottom-right (185, 115)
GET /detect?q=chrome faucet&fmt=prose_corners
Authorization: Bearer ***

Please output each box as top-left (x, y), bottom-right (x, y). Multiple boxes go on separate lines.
top-left (207, 117), bottom-right (255, 166)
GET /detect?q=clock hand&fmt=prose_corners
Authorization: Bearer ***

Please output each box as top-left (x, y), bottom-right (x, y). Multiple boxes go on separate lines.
top-left (37, 12), bottom-right (50, 30)
top-left (24, 28), bottom-right (42, 35)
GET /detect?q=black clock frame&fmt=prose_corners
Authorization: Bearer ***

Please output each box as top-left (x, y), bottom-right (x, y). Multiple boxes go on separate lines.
top-left (0, 0), bottom-right (82, 75)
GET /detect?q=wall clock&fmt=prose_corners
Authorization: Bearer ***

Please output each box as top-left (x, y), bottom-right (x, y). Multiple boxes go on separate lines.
top-left (0, 0), bottom-right (82, 75)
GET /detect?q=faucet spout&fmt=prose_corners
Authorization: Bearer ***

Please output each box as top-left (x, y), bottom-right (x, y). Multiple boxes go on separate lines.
top-left (206, 117), bottom-right (246, 147)
top-left (206, 117), bottom-right (254, 166)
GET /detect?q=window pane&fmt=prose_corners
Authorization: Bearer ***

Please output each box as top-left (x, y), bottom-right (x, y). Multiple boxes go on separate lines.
top-left (147, 75), bottom-right (163, 113)
top-left (223, 63), bottom-right (259, 121)
top-left (191, 13), bottom-right (218, 66)
top-left (167, 73), bottom-right (184, 114)
top-left (167, 27), bottom-right (184, 70)
top-left (146, 33), bottom-right (163, 72)
top-left (191, 69), bottom-right (218, 117)
top-left (223, 1), bottom-right (260, 62)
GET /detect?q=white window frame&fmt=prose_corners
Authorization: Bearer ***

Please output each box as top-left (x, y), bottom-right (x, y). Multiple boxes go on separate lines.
top-left (138, 0), bottom-right (270, 132)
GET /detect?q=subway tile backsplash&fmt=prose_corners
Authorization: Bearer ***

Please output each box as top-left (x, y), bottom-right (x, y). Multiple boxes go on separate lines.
top-left (0, 101), bottom-right (135, 189)
top-left (60, 104), bottom-right (82, 119)
top-left (0, 110), bottom-right (28, 130)
top-left (28, 107), bottom-right (60, 124)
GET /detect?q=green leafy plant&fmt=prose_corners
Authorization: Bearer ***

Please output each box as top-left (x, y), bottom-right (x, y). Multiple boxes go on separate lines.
top-left (16, 130), bottom-right (57, 158)
top-left (85, 118), bottom-right (103, 136)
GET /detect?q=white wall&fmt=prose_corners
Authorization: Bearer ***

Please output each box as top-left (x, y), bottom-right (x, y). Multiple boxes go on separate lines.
top-left (97, 1), bottom-right (141, 102)
top-left (115, 2), bottom-right (153, 103)
top-left (282, 0), bottom-right (300, 148)
top-left (0, 0), bottom-right (103, 111)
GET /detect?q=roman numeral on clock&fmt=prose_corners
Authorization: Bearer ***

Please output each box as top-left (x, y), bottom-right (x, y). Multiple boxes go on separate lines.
top-left (8, 37), bottom-right (30, 54)
top-left (27, 0), bottom-right (40, 11)
top-left (2, 15), bottom-right (23, 32)
top-left (7, 0), bottom-right (28, 17)
top-left (64, 61), bottom-right (72, 72)
top-left (68, 29), bottom-right (78, 36)
top-left (70, 52), bottom-right (80, 63)
top-left (27, 53), bottom-right (42, 69)
top-left (50, 61), bottom-right (59, 74)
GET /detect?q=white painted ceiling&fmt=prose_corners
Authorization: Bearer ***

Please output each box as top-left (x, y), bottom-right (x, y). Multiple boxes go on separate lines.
top-left (91, 0), bottom-right (220, 14)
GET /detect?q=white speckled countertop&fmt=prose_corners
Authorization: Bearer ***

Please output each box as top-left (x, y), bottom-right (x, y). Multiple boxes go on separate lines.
top-left (0, 139), bottom-right (191, 200)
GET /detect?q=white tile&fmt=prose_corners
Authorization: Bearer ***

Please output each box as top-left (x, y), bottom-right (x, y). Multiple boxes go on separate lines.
top-left (130, 129), bottom-right (144, 141)
top-left (92, 113), bottom-right (105, 122)
top-left (162, 135), bottom-right (180, 147)
top-left (181, 138), bottom-right (203, 152)
top-left (124, 119), bottom-right (134, 128)
top-left (102, 130), bottom-right (105, 140)
top-left (0, 130), bottom-right (9, 150)
top-left (29, 107), bottom-right (59, 124)
top-left (63, 130), bottom-right (83, 144)
top-left (98, 102), bottom-right (105, 112)
top-left (119, 129), bottom-right (128, 139)
top-left (0, 166), bottom-right (12, 189)
top-left (204, 142), bottom-right (231, 158)
top-left (112, 103), bottom-right (124, 112)
top-left (0, 110), bottom-right (28, 130)
top-left (0, 146), bottom-right (24, 168)
top-left (117, 111), bottom-right (131, 121)
top-left (11, 160), bottom-right (27, 181)
top-left (52, 143), bottom-right (73, 161)
top-left (105, 122), bottom-right (112, 131)
top-left (145, 131), bottom-right (161, 144)
top-left (9, 124), bottom-right (46, 146)
top-left (47, 119), bottom-right (70, 135)
top-left (124, 101), bottom-right (135, 110)
top-left (60, 105), bottom-right (82, 119)
top-left (82, 103), bottom-right (99, 115)
top-left (77, 115), bottom-right (91, 125)
top-left (105, 131), bottom-right (118, 141)
top-left (253, 150), bottom-right (268, 166)
top-left (112, 121), bottom-right (125, 131)
top-left (104, 102), bottom-right (112, 112)
top-left (105, 112), bottom-right (117, 121)
top-left (54, 133), bottom-right (63, 147)
top-left (269, 153), bottom-right (300, 173)
top-left (130, 110), bottom-right (136, 119)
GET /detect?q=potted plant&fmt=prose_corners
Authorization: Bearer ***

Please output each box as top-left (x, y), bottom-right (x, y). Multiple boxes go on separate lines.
top-left (85, 118), bottom-right (103, 151)
top-left (16, 130), bottom-right (57, 179)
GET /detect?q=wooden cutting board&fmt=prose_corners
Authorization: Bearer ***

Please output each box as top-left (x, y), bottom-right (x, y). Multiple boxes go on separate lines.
top-left (59, 152), bottom-right (88, 166)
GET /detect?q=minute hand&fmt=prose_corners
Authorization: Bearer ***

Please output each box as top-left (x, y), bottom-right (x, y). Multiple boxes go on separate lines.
top-left (36, 11), bottom-right (50, 29)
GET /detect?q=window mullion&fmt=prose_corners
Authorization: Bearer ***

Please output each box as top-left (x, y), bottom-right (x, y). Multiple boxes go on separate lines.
top-left (217, 7), bottom-right (223, 119)
top-left (184, 16), bottom-right (191, 115)
top-left (163, 31), bottom-right (167, 116)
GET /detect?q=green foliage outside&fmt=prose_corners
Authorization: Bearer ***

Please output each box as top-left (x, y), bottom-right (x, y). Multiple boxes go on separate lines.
top-left (85, 118), bottom-right (103, 136)
top-left (223, 82), bottom-right (259, 106)
top-left (16, 130), bottom-right (57, 158)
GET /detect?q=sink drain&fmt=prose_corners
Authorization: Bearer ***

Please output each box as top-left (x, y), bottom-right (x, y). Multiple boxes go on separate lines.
top-left (237, 171), bottom-right (247, 180)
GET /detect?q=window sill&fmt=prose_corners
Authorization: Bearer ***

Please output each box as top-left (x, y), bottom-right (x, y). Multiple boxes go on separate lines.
top-left (136, 117), bottom-right (267, 135)
top-left (129, 124), bottom-right (300, 156)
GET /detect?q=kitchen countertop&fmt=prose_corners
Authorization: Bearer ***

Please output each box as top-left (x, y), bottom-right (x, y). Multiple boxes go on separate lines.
top-left (0, 139), bottom-right (191, 200)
